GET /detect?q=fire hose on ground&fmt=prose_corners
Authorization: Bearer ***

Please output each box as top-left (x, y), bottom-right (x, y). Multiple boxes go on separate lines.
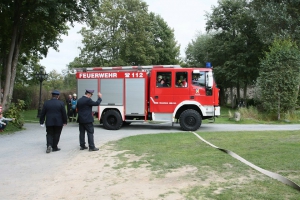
top-left (192, 132), bottom-right (300, 192)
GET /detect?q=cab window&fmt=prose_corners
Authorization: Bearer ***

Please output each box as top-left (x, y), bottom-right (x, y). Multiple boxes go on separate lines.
top-left (156, 72), bottom-right (171, 87)
top-left (175, 72), bottom-right (188, 87)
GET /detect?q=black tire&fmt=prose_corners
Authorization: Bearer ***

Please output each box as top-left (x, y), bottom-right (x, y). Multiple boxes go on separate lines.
top-left (102, 110), bottom-right (123, 130)
top-left (179, 109), bottom-right (202, 131)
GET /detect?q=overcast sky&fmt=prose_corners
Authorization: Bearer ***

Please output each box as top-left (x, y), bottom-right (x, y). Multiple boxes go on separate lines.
top-left (40, 0), bottom-right (219, 73)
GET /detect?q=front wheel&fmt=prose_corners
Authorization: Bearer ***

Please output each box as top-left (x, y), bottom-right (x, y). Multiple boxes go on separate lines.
top-left (102, 110), bottom-right (123, 130)
top-left (179, 109), bottom-right (202, 131)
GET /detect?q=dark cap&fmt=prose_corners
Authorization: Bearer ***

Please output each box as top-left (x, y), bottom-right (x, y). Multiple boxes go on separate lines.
top-left (51, 90), bottom-right (60, 95)
top-left (86, 89), bottom-right (94, 94)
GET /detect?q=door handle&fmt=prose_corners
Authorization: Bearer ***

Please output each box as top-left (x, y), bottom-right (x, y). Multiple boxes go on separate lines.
top-left (190, 96), bottom-right (194, 99)
top-left (155, 96), bottom-right (158, 99)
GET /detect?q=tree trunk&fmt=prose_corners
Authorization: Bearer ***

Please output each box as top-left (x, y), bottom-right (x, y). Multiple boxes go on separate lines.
top-left (277, 95), bottom-right (280, 120)
top-left (0, 55), bottom-right (6, 104)
top-left (230, 87), bottom-right (235, 108)
top-left (2, 1), bottom-right (22, 111)
top-left (218, 86), bottom-right (225, 106)
top-left (236, 82), bottom-right (240, 101)
top-left (3, 25), bottom-right (18, 111)
top-left (9, 25), bottom-right (24, 100)
top-left (0, 78), bottom-right (2, 105)
top-left (243, 83), bottom-right (247, 106)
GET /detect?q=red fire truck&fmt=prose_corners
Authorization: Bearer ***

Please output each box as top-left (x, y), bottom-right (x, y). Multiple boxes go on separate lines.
top-left (74, 65), bottom-right (220, 131)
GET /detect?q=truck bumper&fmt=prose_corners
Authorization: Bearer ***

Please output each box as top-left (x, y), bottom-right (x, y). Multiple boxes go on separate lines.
top-left (214, 106), bottom-right (220, 116)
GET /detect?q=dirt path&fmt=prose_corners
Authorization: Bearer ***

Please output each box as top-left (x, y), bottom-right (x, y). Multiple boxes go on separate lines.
top-left (31, 144), bottom-right (202, 200)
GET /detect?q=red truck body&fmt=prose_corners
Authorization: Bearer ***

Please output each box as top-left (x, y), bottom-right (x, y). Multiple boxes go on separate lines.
top-left (75, 65), bottom-right (220, 131)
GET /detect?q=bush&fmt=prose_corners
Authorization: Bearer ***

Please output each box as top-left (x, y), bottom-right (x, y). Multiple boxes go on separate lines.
top-left (257, 39), bottom-right (300, 119)
top-left (246, 98), bottom-right (255, 107)
top-left (12, 84), bottom-right (78, 111)
top-left (4, 99), bottom-right (26, 128)
top-left (12, 85), bottom-right (37, 110)
top-left (282, 110), bottom-right (300, 121)
top-left (238, 106), bottom-right (261, 120)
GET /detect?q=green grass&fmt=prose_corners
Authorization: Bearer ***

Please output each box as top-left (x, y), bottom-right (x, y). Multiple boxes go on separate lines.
top-left (23, 109), bottom-right (40, 123)
top-left (2, 122), bottom-right (25, 133)
top-left (109, 131), bottom-right (300, 199)
top-left (205, 106), bottom-right (300, 124)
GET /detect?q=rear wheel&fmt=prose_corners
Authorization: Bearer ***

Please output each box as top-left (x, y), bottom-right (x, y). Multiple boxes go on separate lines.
top-left (179, 109), bottom-right (202, 131)
top-left (102, 110), bottom-right (123, 130)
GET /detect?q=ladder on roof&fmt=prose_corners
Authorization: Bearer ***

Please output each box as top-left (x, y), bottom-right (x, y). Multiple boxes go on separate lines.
top-left (69, 65), bottom-right (181, 74)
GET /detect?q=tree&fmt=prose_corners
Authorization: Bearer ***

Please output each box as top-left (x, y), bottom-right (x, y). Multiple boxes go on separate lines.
top-left (185, 33), bottom-right (213, 67)
top-left (147, 12), bottom-right (180, 65)
top-left (118, 0), bottom-right (156, 65)
top-left (0, 0), bottom-right (99, 111)
top-left (45, 70), bottom-right (64, 90)
top-left (74, 0), bottom-right (180, 68)
top-left (204, 0), bottom-right (264, 105)
top-left (14, 54), bottom-right (43, 87)
top-left (251, 0), bottom-right (300, 46)
top-left (257, 39), bottom-right (300, 120)
top-left (78, 0), bottom-right (127, 66)
top-left (62, 65), bottom-right (77, 91)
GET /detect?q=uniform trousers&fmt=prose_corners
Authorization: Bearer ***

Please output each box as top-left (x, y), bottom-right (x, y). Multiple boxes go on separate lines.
top-left (79, 123), bottom-right (95, 148)
top-left (46, 126), bottom-right (63, 149)
top-left (71, 109), bottom-right (77, 121)
top-left (67, 109), bottom-right (73, 122)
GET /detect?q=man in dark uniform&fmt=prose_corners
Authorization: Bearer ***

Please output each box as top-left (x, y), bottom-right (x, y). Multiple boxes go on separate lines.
top-left (76, 89), bottom-right (102, 151)
top-left (40, 90), bottom-right (67, 153)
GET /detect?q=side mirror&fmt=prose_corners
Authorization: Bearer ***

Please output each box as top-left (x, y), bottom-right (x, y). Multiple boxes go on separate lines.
top-left (206, 71), bottom-right (213, 88)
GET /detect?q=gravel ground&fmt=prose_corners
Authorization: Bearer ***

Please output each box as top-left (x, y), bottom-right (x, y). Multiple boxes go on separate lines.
top-left (0, 122), bottom-right (299, 199)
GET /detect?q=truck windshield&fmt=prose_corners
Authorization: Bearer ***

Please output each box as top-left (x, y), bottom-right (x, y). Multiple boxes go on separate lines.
top-left (192, 72), bottom-right (205, 87)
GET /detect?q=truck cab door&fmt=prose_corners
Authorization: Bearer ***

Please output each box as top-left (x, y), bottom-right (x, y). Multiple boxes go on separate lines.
top-left (191, 70), bottom-right (206, 97)
top-left (149, 71), bottom-right (174, 113)
top-left (174, 71), bottom-right (190, 103)
top-left (191, 70), bottom-right (214, 105)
